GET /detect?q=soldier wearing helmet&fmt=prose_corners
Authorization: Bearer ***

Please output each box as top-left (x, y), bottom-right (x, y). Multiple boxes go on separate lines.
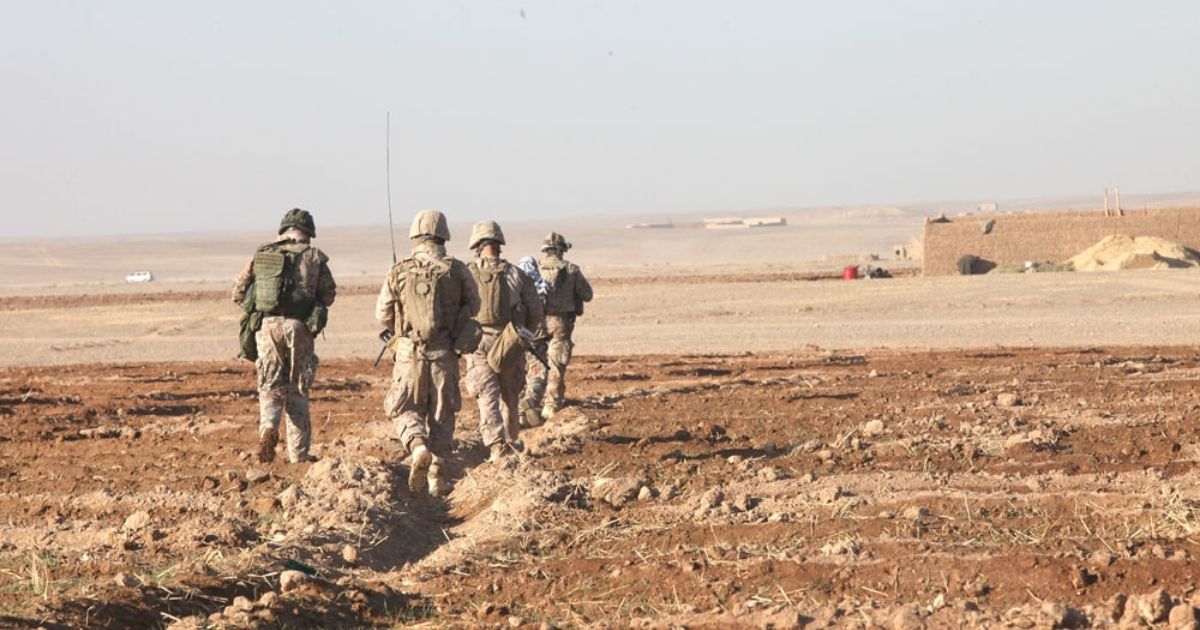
top-left (231, 208), bottom-right (337, 465)
top-left (527, 232), bottom-right (593, 420)
top-left (376, 210), bottom-right (480, 497)
top-left (463, 221), bottom-right (544, 462)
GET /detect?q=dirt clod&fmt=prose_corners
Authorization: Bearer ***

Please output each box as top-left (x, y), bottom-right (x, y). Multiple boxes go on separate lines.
top-left (122, 510), bottom-right (151, 531)
top-left (113, 572), bottom-right (138, 588)
top-left (279, 570), bottom-right (308, 593)
top-left (1169, 604), bottom-right (1200, 630)
top-left (245, 468), bottom-right (270, 483)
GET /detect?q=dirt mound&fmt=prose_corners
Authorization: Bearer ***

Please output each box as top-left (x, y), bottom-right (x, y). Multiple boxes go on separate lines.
top-left (1068, 234), bottom-right (1200, 271)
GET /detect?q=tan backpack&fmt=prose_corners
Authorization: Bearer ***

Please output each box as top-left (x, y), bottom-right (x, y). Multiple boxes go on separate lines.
top-left (395, 255), bottom-right (453, 343)
top-left (470, 260), bottom-right (513, 327)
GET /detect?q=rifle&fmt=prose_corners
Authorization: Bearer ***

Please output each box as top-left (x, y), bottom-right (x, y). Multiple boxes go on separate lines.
top-left (373, 329), bottom-right (395, 368)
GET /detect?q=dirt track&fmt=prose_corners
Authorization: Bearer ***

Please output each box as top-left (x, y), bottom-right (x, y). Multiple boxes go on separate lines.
top-left (4, 347), bottom-right (1200, 627)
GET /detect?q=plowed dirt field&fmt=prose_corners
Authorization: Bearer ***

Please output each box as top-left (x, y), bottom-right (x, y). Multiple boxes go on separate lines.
top-left (3, 347), bottom-right (1200, 628)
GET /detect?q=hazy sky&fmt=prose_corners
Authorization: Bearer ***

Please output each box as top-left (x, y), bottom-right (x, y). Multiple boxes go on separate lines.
top-left (2, 1), bottom-right (1198, 237)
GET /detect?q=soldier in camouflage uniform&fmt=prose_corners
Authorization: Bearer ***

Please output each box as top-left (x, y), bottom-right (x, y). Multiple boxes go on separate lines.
top-left (533, 232), bottom-right (593, 420)
top-left (517, 256), bottom-right (550, 428)
top-left (463, 222), bottom-right (544, 462)
top-left (232, 208), bottom-right (336, 464)
top-left (376, 210), bottom-right (480, 497)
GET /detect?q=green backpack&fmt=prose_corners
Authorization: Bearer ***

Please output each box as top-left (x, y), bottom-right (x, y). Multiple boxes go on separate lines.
top-left (252, 243), bottom-right (313, 318)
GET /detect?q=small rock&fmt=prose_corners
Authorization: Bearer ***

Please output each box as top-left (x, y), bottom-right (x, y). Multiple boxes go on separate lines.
top-left (757, 466), bottom-right (783, 482)
top-left (730, 493), bottom-right (755, 512)
top-left (862, 419), bottom-right (885, 437)
top-left (660, 484), bottom-right (680, 500)
top-left (122, 510), bottom-right (151, 531)
top-left (817, 485), bottom-right (843, 503)
top-left (930, 593), bottom-right (946, 611)
top-left (1169, 604), bottom-right (1199, 630)
top-left (508, 616), bottom-right (524, 628)
top-left (1129, 588), bottom-right (1172, 625)
top-left (816, 449), bottom-right (835, 462)
top-left (1088, 549), bottom-right (1116, 568)
top-left (258, 591), bottom-right (280, 609)
top-left (726, 455), bottom-right (743, 465)
top-left (1103, 593), bottom-right (1127, 622)
top-left (113, 572), bottom-right (138, 588)
top-left (278, 485), bottom-right (302, 510)
top-left (890, 605), bottom-right (923, 630)
top-left (231, 596), bottom-right (254, 612)
top-left (279, 570), bottom-right (307, 593)
top-left (593, 476), bottom-right (644, 509)
top-left (245, 468), bottom-right (270, 484)
top-left (342, 545), bottom-right (358, 565)
top-left (637, 486), bottom-right (653, 502)
top-left (902, 505), bottom-right (929, 520)
top-left (249, 496), bottom-right (280, 515)
top-left (164, 616), bottom-right (204, 630)
top-left (696, 487), bottom-right (725, 513)
top-left (1039, 602), bottom-right (1068, 627)
top-left (996, 393), bottom-right (1021, 407)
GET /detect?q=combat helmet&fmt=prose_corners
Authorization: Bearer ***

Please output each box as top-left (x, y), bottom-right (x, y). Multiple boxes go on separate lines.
top-left (279, 208), bottom-right (316, 238)
top-left (468, 221), bottom-right (506, 250)
top-left (540, 232), bottom-right (571, 253)
top-left (409, 210), bottom-right (451, 242)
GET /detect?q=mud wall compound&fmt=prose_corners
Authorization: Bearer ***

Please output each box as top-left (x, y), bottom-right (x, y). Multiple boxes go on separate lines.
top-left (921, 207), bottom-right (1200, 275)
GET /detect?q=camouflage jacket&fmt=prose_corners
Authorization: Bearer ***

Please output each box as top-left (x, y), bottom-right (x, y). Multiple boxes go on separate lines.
top-left (468, 255), bottom-right (545, 334)
top-left (376, 241), bottom-right (480, 350)
top-left (231, 237), bottom-right (337, 313)
top-left (539, 253), bottom-right (593, 316)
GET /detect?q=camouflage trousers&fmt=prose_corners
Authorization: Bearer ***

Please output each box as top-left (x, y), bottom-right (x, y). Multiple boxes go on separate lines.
top-left (465, 329), bottom-right (525, 447)
top-left (543, 314), bottom-right (576, 408)
top-left (384, 340), bottom-right (461, 457)
top-left (256, 316), bottom-right (318, 463)
top-left (521, 358), bottom-right (547, 418)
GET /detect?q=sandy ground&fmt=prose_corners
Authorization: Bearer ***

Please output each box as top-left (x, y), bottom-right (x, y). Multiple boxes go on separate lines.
top-left (1, 268), bottom-right (1198, 367)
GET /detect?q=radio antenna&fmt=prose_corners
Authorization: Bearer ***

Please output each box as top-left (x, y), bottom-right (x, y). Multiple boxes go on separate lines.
top-left (386, 110), bottom-right (397, 264)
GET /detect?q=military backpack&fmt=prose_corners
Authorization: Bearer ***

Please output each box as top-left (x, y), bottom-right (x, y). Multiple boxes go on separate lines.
top-left (252, 242), bottom-right (315, 319)
top-left (469, 259), bottom-right (514, 328)
top-left (394, 255), bottom-right (453, 343)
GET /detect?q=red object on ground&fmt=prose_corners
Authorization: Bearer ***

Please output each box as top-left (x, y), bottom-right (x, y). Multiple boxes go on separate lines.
top-left (842, 265), bottom-right (859, 280)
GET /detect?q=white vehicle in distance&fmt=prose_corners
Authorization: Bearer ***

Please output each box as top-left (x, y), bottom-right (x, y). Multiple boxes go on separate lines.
top-left (125, 270), bottom-right (155, 283)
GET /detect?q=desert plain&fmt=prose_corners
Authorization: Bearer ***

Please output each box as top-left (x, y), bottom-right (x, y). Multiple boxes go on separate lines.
top-left (4, 208), bottom-right (1200, 628)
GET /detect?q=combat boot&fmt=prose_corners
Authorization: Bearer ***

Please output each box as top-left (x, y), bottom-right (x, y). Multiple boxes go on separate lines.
top-left (408, 443), bottom-right (433, 495)
top-left (428, 456), bottom-right (450, 497)
top-left (258, 428), bottom-right (279, 464)
top-left (520, 399), bottom-right (543, 428)
top-left (489, 442), bottom-right (507, 462)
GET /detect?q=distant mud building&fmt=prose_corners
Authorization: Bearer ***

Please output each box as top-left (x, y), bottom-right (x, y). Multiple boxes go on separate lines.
top-left (702, 216), bottom-right (787, 229)
top-left (922, 207), bottom-right (1200, 275)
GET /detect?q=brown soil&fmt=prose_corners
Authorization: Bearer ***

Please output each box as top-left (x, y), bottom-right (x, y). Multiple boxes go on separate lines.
top-left (3, 347), bottom-right (1200, 627)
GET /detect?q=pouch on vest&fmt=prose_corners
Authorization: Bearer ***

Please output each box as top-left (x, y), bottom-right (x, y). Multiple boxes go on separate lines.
top-left (237, 285), bottom-right (263, 361)
top-left (487, 322), bottom-right (528, 373)
top-left (253, 250), bottom-right (287, 313)
top-left (454, 318), bottom-right (482, 355)
top-left (306, 303), bottom-right (328, 336)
